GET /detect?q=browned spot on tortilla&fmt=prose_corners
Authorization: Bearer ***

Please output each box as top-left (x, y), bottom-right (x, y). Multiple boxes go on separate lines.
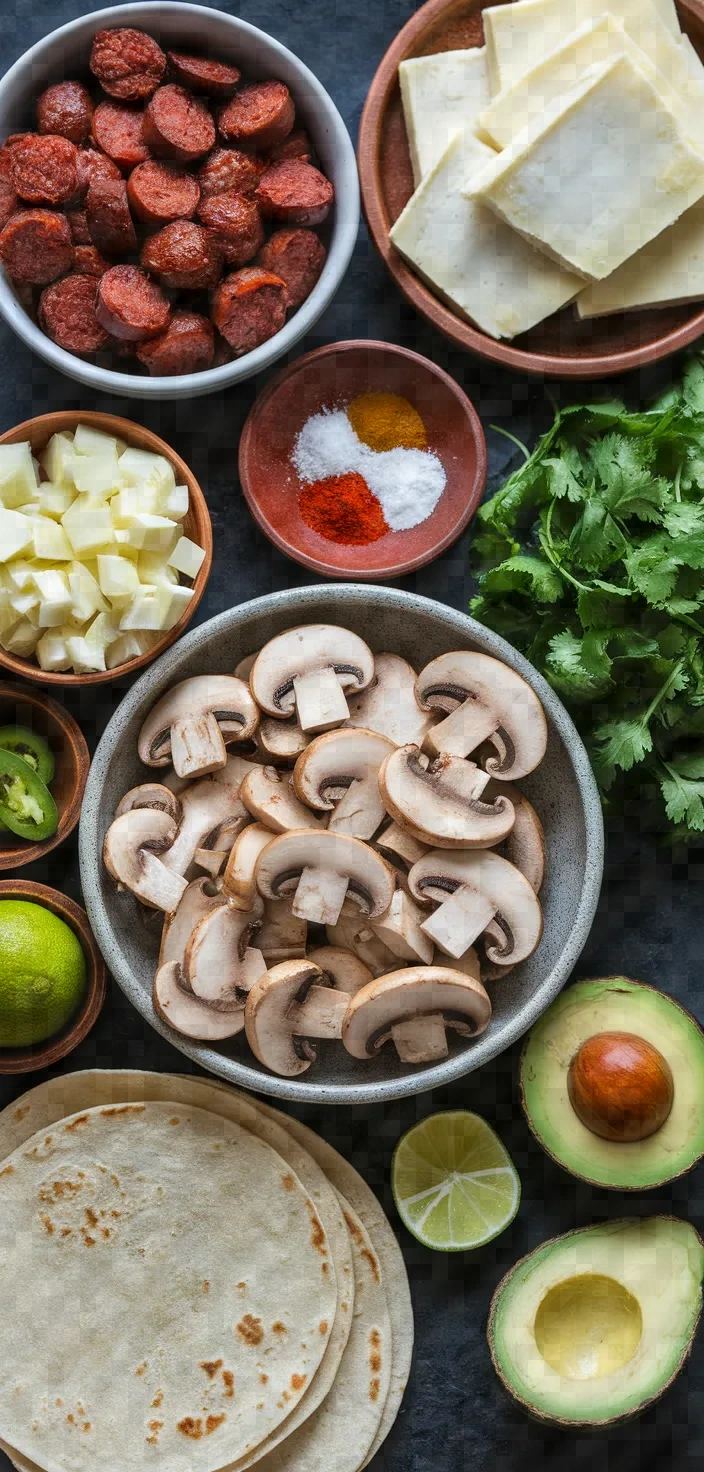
top-left (319, 1320), bottom-right (328, 1335)
top-left (282, 1390), bottom-right (290, 1402)
top-left (0, 1164), bottom-right (14, 1178)
top-left (362, 1248), bottom-right (380, 1283)
top-left (85, 1207), bottom-right (98, 1228)
top-left (222, 1370), bottom-right (234, 1397)
top-left (101, 1104), bottom-right (145, 1117)
top-left (61, 1228), bottom-right (72, 1238)
top-left (82, 1422), bottom-right (91, 1432)
top-left (370, 1377), bottom-right (380, 1402)
top-left (291, 1373), bottom-right (306, 1392)
top-left (306, 1200), bottom-right (326, 1254)
top-left (282, 1173), bottom-right (295, 1191)
top-left (236, 1280), bottom-right (245, 1289)
top-left (322, 1261), bottom-right (329, 1275)
top-left (237, 1314), bottom-right (264, 1346)
top-left (203, 1280), bottom-right (210, 1293)
top-left (136, 1362), bottom-right (147, 1377)
top-left (151, 1391), bottom-right (163, 1409)
top-left (111, 1209), bottom-right (121, 1218)
top-left (206, 1414), bottom-right (226, 1434)
top-left (370, 1351), bottom-right (381, 1373)
top-left (14, 1106), bottom-right (29, 1121)
top-left (64, 1114), bottom-right (89, 1132)
top-left (56, 1398), bottom-right (63, 1407)
top-left (146, 1419), bottom-right (163, 1444)
top-left (257, 1402), bottom-right (264, 1410)
top-left (259, 1373), bottom-right (268, 1385)
top-left (200, 1359), bottom-right (223, 1379)
top-left (272, 1321), bottom-right (286, 1335)
top-left (102, 1228), bottom-right (111, 1240)
top-left (39, 1212), bottom-right (54, 1235)
top-left (178, 1416), bottom-right (203, 1439)
top-left (169, 1117), bottom-right (180, 1125)
top-left (67, 1413), bottom-right (75, 1424)
top-left (343, 1209), bottom-right (363, 1245)
top-left (81, 1230), bottom-right (95, 1247)
top-left (370, 1328), bottom-right (381, 1346)
top-left (44, 1136), bottom-right (53, 1145)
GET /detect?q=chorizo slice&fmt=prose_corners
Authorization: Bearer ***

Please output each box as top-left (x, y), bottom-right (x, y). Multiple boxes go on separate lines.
top-left (37, 82), bottom-right (94, 145)
top-left (218, 81), bottom-right (295, 151)
top-left (141, 219), bottom-right (223, 289)
top-left (197, 191), bottom-right (264, 267)
top-left (86, 178), bottom-right (138, 255)
top-left (0, 153), bottom-right (18, 231)
top-left (90, 28), bottom-right (166, 102)
top-left (211, 266), bottom-right (287, 354)
top-left (143, 85), bottom-right (216, 164)
top-left (92, 101), bottom-right (151, 171)
top-left (166, 52), bottom-right (241, 97)
top-left (256, 227), bottom-right (326, 309)
top-left (136, 308), bottom-right (215, 375)
top-left (72, 243), bottom-right (111, 277)
top-left (266, 129), bottom-right (312, 165)
top-left (39, 272), bottom-right (110, 353)
top-left (11, 134), bottom-right (79, 207)
top-left (96, 263), bottom-right (170, 341)
top-left (76, 147), bottom-right (122, 198)
top-left (66, 208), bottom-right (91, 244)
top-left (255, 160), bottom-right (333, 227)
top-left (0, 208), bottom-right (73, 285)
top-left (197, 146), bottom-right (264, 199)
top-left (127, 159), bottom-right (200, 224)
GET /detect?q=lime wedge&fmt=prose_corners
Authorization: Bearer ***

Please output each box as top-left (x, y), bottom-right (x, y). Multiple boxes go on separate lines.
top-left (392, 1110), bottom-right (521, 1251)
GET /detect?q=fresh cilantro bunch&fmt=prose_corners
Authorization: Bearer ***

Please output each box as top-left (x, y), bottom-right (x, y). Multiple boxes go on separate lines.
top-left (471, 353), bottom-right (704, 841)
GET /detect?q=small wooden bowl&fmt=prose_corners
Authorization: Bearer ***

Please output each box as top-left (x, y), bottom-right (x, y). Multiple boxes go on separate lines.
top-left (0, 411), bottom-right (212, 687)
top-left (0, 680), bottom-right (89, 870)
top-left (0, 879), bottom-right (106, 1074)
top-left (358, 0), bottom-right (704, 379)
top-left (239, 340), bottom-right (486, 578)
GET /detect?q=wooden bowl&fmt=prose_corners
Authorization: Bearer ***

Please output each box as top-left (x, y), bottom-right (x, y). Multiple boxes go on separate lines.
top-left (0, 411), bottom-right (212, 687)
top-left (238, 340), bottom-right (487, 578)
top-left (0, 879), bottom-right (106, 1074)
top-left (0, 680), bottom-right (89, 870)
top-left (358, 0), bottom-right (704, 379)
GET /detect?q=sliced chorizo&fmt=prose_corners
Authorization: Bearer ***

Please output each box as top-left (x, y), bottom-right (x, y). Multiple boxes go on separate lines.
top-left (72, 243), bottom-right (111, 277)
top-left (197, 146), bottom-right (264, 199)
top-left (197, 191), bottom-right (263, 267)
top-left (37, 82), bottom-right (94, 145)
top-left (39, 272), bottom-right (110, 353)
top-left (218, 81), bottom-right (294, 151)
top-left (266, 129), bottom-right (312, 165)
top-left (0, 153), bottom-right (17, 231)
top-left (127, 159), bottom-right (200, 225)
top-left (89, 28), bottom-right (166, 102)
top-left (86, 178), bottom-right (138, 255)
top-left (96, 263), bottom-right (170, 340)
top-left (11, 135), bottom-right (79, 207)
top-left (76, 147), bottom-right (122, 198)
top-left (166, 52), bottom-right (241, 97)
top-left (0, 208), bottom-right (73, 285)
top-left (143, 85), bottom-right (215, 164)
top-left (141, 219), bottom-right (223, 289)
top-left (136, 308), bottom-right (215, 375)
top-left (256, 227), bottom-right (326, 309)
top-left (66, 208), bottom-right (91, 244)
top-left (92, 102), bottom-right (151, 171)
top-left (255, 160), bottom-right (333, 227)
top-left (211, 266), bottom-right (287, 354)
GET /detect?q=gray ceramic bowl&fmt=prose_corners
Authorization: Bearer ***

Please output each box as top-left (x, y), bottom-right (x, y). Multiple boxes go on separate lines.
top-left (79, 586), bottom-right (604, 1104)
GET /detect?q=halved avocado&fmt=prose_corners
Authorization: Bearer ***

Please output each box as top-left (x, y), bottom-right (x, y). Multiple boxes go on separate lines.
top-left (520, 977), bottom-right (704, 1189)
top-left (488, 1217), bottom-right (704, 1426)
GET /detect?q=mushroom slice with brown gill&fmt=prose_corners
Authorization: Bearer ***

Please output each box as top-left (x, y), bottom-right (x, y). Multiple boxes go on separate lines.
top-left (257, 715), bottom-right (309, 764)
top-left (159, 757), bottom-right (255, 878)
top-left (371, 889), bottom-right (434, 965)
top-left (255, 829), bottom-right (395, 927)
top-left (223, 823), bottom-right (274, 909)
top-left (138, 675), bottom-right (259, 779)
top-left (415, 651), bottom-right (547, 778)
top-left (342, 965), bottom-right (492, 1065)
top-left (103, 809), bottom-right (189, 914)
top-left (379, 745), bottom-right (515, 849)
top-left (240, 764), bottom-right (328, 833)
top-left (193, 811), bottom-right (248, 879)
top-left (154, 961), bottom-right (246, 1041)
top-left (326, 901), bottom-right (398, 978)
top-left (306, 945), bottom-right (374, 997)
top-left (293, 728), bottom-right (394, 840)
top-left (408, 848), bottom-right (543, 964)
top-left (250, 625), bottom-right (375, 734)
top-left (344, 653), bottom-right (436, 747)
top-left (115, 783), bottom-right (182, 821)
top-left (159, 876), bottom-right (226, 971)
top-left (258, 898), bottom-right (308, 963)
top-left (374, 821), bottom-right (429, 892)
top-left (185, 899), bottom-right (266, 1006)
top-left (245, 958), bottom-right (352, 1077)
top-left (484, 780), bottom-right (545, 894)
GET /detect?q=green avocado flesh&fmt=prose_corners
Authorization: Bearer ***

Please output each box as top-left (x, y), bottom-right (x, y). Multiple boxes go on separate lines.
top-left (489, 1218), bottom-right (704, 1425)
top-left (521, 978), bottom-right (704, 1189)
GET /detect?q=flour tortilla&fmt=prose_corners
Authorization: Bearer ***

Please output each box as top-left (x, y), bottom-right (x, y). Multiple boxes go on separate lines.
top-left (0, 1102), bottom-right (336, 1472)
top-left (0, 1072), bottom-right (354, 1469)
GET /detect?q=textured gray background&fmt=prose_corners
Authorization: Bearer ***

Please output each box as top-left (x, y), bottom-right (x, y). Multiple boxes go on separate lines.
top-left (0, 2), bottom-right (702, 1469)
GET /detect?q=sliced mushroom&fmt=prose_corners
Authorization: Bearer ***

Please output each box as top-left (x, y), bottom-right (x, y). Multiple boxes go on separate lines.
top-left (234, 651), bottom-right (258, 680)
top-left (159, 876), bottom-right (226, 969)
top-left (256, 829), bottom-right (395, 927)
top-left (223, 823), bottom-right (274, 909)
top-left (244, 959), bottom-right (351, 1077)
top-left (379, 745), bottom-right (515, 849)
top-left (257, 715), bottom-right (309, 763)
top-left (154, 961), bottom-right (245, 1040)
top-left (485, 780), bottom-right (545, 893)
top-left (342, 965), bottom-right (492, 1064)
top-left (408, 848), bottom-right (543, 964)
top-left (432, 946), bottom-right (481, 980)
top-left (240, 764), bottom-right (328, 833)
top-left (258, 897), bottom-right (308, 963)
top-left (115, 783), bottom-right (182, 821)
top-left (326, 902), bottom-right (399, 978)
top-left (371, 888), bottom-right (434, 965)
top-left (185, 900), bottom-right (265, 1006)
top-left (160, 758), bottom-right (255, 878)
top-left (306, 946), bottom-right (373, 997)
top-left (103, 809), bottom-right (188, 914)
top-left (344, 653), bottom-right (435, 746)
top-left (293, 728), bottom-right (394, 840)
top-left (250, 625), bottom-right (375, 734)
top-left (376, 821), bottom-right (429, 869)
top-left (415, 651), bottom-right (547, 778)
top-left (138, 675), bottom-right (259, 778)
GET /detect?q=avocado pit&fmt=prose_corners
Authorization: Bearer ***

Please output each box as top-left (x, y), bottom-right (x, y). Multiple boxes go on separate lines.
top-left (567, 1030), bottom-right (674, 1143)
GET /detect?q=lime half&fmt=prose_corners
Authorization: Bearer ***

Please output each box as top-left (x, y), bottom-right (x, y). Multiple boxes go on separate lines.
top-left (392, 1110), bottom-right (521, 1251)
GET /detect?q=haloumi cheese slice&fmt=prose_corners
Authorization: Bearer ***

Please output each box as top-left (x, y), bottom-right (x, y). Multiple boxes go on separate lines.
top-left (399, 48), bottom-right (491, 186)
top-left (389, 127), bottom-right (582, 340)
top-left (467, 54), bottom-right (704, 282)
top-left (483, 0), bottom-right (686, 96)
top-left (577, 199), bottom-right (704, 316)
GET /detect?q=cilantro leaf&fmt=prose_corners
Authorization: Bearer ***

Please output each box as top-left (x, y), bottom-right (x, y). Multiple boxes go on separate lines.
top-left (545, 631), bottom-right (612, 701)
top-left (593, 717), bottom-right (653, 772)
top-left (480, 555), bottom-right (563, 603)
top-left (569, 499), bottom-right (628, 571)
top-left (624, 535), bottom-right (681, 606)
top-left (660, 755), bottom-right (704, 831)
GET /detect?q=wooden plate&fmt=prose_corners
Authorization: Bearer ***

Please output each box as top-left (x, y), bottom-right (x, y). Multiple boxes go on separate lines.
top-left (0, 879), bottom-right (106, 1074)
top-left (0, 411), bottom-right (212, 687)
top-left (0, 680), bottom-right (90, 870)
top-left (358, 0), bottom-right (704, 378)
top-left (238, 340), bottom-right (486, 579)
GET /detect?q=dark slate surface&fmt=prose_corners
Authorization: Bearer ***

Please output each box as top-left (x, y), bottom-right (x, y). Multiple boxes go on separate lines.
top-left (0, 3), bottom-right (703, 1469)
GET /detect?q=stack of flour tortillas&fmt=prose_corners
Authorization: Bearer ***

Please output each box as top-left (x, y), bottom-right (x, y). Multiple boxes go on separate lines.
top-left (0, 1072), bottom-right (413, 1472)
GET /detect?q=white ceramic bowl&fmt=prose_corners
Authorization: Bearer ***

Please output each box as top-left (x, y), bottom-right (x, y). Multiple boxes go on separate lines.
top-left (0, 2), bottom-right (360, 400)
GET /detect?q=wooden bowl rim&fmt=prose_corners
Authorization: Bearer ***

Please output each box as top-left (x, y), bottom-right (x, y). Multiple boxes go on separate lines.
top-left (0, 410), bottom-right (213, 688)
top-left (238, 338), bottom-right (488, 579)
top-left (358, 0), bottom-right (704, 379)
top-left (0, 679), bottom-right (90, 870)
top-left (0, 878), bottom-right (107, 1074)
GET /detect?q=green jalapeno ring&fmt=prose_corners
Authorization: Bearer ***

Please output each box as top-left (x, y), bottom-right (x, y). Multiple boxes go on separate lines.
top-left (0, 726), bottom-right (55, 786)
top-left (0, 749), bottom-right (58, 841)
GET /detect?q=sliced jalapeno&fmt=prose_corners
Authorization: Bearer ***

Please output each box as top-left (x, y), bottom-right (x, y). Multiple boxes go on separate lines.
top-left (0, 726), bottom-right (55, 785)
top-left (0, 749), bottom-right (58, 840)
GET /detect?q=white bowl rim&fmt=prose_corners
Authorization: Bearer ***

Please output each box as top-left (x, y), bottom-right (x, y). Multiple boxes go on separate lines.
top-left (0, 1), bottom-right (360, 399)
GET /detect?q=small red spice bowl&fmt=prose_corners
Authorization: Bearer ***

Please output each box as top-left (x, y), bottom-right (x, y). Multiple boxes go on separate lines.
top-left (238, 340), bottom-right (487, 579)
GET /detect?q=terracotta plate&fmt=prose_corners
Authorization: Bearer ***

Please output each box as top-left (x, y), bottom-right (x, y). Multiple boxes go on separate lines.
top-left (238, 340), bottom-right (486, 579)
top-left (358, 0), bottom-right (704, 379)
top-left (0, 680), bottom-right (90, 871)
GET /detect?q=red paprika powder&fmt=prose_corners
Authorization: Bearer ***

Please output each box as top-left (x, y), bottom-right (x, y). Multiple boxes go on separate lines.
top-left (299, 471), bottom-right (388, 545)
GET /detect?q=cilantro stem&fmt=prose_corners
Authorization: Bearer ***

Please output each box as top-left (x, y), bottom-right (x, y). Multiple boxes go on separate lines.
top-left (489, 425), bottom-right (531, 462)
top-left (542, 500), bottom-right (591, 592)
top-left (643, 660), bottom-right (685, 726)
top-left (674, 462), bottom-right (682, 503)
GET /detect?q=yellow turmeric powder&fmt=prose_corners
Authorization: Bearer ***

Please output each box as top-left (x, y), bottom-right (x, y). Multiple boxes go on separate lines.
top-left (347, 392), bottom-right (428, 453)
